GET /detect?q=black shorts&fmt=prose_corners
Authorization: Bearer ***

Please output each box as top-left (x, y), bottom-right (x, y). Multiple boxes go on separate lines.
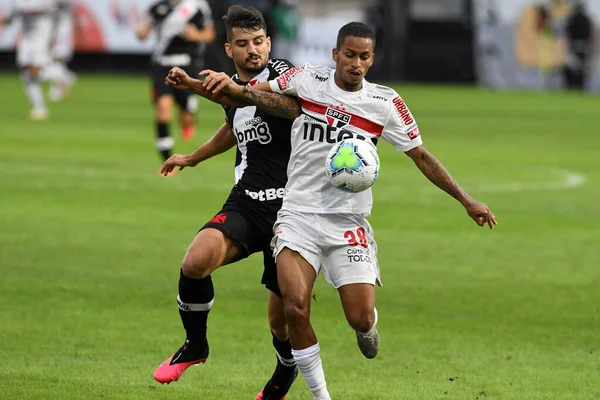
top-left (151, 63), bottom-right (198, 112)
top-left (200, 185), bottom-right (283, 297)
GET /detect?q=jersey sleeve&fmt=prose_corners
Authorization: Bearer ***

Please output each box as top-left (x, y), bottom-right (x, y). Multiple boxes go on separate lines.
top-left (191, 0), bottom-right (213, 28)
top-left (223, 104), bottom-right (237, 123)
top-left (382, 93), bottom-right (423, 152)
top-left (268, 64), bottom-right (307, 96)
top-left (146, 1), bottom-right (161, 22)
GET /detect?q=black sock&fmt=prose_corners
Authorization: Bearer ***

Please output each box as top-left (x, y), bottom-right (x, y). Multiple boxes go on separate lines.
top-left (178, 269), bottom-right (214, 349)
top-left (272, 331), bottom-right (295, 368)
top-left (156, 122), bottom-right (172, 161)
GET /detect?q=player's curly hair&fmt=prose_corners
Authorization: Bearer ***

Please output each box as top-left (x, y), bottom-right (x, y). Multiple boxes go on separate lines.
top-left (336, 22), bottom-right (376, 49)
top-left (223, 5), bottom-right (267, 42)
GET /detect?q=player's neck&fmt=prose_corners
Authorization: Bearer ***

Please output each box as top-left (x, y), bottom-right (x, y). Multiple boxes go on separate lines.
top-left (333, 71), bottom-right (363, 93)
top-left (236, 70), bottom-right (259, 83)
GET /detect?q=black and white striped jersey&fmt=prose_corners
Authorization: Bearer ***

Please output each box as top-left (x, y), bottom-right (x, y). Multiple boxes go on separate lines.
top-left (223, 59), bottom-right (295, 209)
top-left (146, 0), bottom-right (213, 67)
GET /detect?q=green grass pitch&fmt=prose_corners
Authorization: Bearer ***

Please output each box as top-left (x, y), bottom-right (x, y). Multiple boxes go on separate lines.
top-left (0, 74), bottom-right (599, 400)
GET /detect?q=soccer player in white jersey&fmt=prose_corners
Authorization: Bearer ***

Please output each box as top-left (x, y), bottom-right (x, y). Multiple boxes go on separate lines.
top-left (0, 0), bottom-right (55, 120)
top-left (175, 22), bottom-right (497, 400)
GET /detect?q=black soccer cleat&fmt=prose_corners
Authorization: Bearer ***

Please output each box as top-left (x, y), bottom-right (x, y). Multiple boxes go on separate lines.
top-left (254, 359), bottom-right (299, 400)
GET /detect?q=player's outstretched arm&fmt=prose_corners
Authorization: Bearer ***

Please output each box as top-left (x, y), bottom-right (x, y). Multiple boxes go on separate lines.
top-left (405, 145), bottom-right (497, 229)
top-left (160, 122), bottom-right (236, 176)
top-left (200, 70), bottom-right (302, 120)
top-left (166, 67), bottom-right (247, 108)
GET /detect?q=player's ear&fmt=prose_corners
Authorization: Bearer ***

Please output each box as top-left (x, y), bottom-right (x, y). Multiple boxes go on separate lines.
top-left (224, 42), bottom-right (233, 60)
top-left (332, 47), bottom-right (339, 63)
top-left (266, 36), bottom-right (271, 53)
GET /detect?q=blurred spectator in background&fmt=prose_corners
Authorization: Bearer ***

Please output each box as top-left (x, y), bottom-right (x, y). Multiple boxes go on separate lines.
top-left (564, 1), bottom-right (594, 90)
top-left (137, 0), bottom-right (216, 172)
top-left (0, 0), bottom-right (54, 120)
top-left (270, 0), bottom-right (300, 60)
top-left (43, 0), bottom-right (77, 102)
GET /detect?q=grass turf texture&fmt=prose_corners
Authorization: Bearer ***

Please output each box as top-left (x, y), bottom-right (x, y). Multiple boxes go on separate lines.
top-left (0, 74), bottom-right (598, 400)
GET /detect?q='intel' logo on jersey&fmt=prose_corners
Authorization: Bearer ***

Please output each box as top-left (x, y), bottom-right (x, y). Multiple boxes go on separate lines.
top-left (235, 119), bottom-right (272, 145)
top-left (326, 108), bottom-right (351, 128)
top-left (302, 123), bottom-right (374, 145)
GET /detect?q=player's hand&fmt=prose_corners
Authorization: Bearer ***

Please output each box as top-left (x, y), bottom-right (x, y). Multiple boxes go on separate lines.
top-left (160, 154), bottom-right (195, 176)
top-left (165, 67), bottom-right (192, 90)
top-left (464, 200), bottom-right (497, 229)
top-left (199, 69), bottom-right (237, 94)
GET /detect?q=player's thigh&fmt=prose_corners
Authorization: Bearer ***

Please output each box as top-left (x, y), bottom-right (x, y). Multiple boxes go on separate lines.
top-left (276, 247), bottom-right (317, 315)
top-left (184, 188), bottom-right (269, 278)
top-left (174, 88), bottom-right (198, 114)
top-left (182, 227), bottom-right (243, 278)
top-left (337, 283), bottom-right (376, 332)
top-left (319, 213), bottom-right (381, 289)
top-left (150, 64), bottom-right (173, 113)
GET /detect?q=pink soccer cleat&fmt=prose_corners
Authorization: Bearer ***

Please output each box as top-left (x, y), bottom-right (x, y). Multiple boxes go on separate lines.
top-left (153, 340), bottom-right (208, 384)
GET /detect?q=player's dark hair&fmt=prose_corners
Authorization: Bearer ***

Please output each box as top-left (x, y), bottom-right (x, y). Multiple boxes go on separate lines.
top-left (223, 5), bottom-right (267, 42)
top-left (336, 22), bottom-right (376, 49)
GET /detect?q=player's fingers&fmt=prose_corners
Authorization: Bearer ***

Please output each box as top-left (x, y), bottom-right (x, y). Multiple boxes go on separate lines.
top-left (203, 74), bottom-right (216, 90)
top-left (212, 80), bottom-right (228, 93)
top-left (488, 212), bottom-right (497, 229)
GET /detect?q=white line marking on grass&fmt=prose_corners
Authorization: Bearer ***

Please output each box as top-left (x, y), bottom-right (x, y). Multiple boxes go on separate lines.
top-left (471, 169), bottom-right (586, 193)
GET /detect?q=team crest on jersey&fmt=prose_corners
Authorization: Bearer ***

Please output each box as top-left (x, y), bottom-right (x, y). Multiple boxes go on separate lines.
top-left (326, 108), bottom-right (351, 128)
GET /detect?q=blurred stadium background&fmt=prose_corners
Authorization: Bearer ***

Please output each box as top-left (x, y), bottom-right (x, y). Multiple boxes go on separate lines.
top-left (1, 0), bottom-right (599, 399)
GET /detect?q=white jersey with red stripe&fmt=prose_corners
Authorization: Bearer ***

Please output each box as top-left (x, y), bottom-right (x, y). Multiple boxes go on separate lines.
top-left (269, 63), bottom-right (423, 216)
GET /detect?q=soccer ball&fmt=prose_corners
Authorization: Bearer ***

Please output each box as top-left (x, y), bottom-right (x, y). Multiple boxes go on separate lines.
top-left (325, 138), bottom-right (380, 193)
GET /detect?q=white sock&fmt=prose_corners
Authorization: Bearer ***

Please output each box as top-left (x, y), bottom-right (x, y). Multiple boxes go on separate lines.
top-left (22, 71), bottom-right (46, 110)
top-left (292, 343), bottom-right (331, 399)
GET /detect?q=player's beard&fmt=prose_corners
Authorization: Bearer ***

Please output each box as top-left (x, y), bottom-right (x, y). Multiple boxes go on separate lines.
top-left (238, 54), bottom-right (268, 75)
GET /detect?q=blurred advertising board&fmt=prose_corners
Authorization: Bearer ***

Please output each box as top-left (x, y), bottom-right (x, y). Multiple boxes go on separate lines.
top-left (0, 0), bottom-right (155, 53)
top-left (475, 0), bottom-right (600, 91)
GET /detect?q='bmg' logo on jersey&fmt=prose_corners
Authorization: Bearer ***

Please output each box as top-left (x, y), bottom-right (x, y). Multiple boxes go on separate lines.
top-left (235, 118), bottom-right (272, 145)
top-left (326, 108), bottom-right (351, 128)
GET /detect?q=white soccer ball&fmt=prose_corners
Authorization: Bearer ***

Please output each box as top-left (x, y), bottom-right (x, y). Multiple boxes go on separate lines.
top-left (325, 138), bottom-right (380, 193)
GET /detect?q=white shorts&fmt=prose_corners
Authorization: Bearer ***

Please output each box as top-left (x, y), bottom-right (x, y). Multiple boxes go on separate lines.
top-left (17, 18), bottom-right (53, 67)
top-left (272, 209), bottom-right (381, 289)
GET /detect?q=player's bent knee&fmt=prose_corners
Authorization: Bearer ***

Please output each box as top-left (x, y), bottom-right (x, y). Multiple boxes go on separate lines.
top-left (181, 256), bottom-right (213, 279)
top-left (181, 245), bottom-right (219, 279)
top-left (270, 325), bottom-right (288, 341)
top-left (282, 295), bottom-right (310, 327)
top-left (347, 310), bottom-right (375, 333)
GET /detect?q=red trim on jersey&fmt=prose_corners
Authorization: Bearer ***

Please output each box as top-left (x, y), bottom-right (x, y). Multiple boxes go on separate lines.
top-left (299, 97), bottom-right (383, 137)
top-left (299, 97), bottom-right (329, 114)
